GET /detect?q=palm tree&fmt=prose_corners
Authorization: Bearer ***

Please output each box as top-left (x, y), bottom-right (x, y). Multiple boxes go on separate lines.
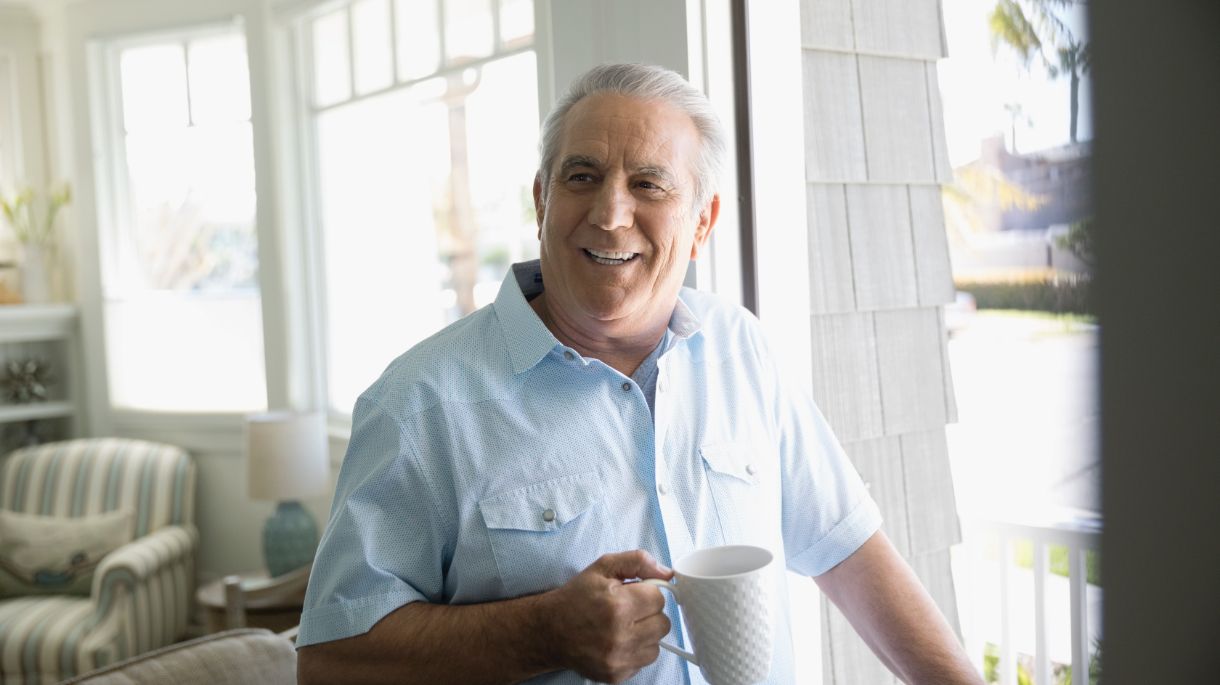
top-left (988, 0), bottom-right (1090, 143)
top-left (1003, 102), bottom-right (1033, 153)
top-left (1055, 39), bottom-right (1089, 143)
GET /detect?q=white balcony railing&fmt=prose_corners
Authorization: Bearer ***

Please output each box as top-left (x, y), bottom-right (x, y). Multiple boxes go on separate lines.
top-left (955, 507), bottom-right (1103, 685)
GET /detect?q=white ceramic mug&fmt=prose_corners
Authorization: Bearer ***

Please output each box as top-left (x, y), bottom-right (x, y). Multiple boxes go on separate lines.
top-left (642, 545), bottom-right (775, 685)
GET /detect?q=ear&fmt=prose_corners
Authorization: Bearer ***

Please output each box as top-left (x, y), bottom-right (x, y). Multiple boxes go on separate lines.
top-left (533, 174), bottom-right (545, 240)
top-left (689, 193), bottom-right (721, 260)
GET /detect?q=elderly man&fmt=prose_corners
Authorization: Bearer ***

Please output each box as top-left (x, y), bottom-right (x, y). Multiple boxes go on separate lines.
top-left (297, 64), bottom-right (981, 685)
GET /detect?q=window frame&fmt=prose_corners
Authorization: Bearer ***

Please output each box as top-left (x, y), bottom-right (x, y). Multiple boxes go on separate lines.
top-left (69, 0), bottom-right (290, 451)
top-left (286, 0), bottom-right (545, 428)
top-left (96, 22), bottom-right (272, 418)
top-left (95, 22), bottom-right (258, 301)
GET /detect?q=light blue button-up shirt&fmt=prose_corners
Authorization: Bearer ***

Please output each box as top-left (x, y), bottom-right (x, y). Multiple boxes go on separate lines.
top-left (299, 261), bottom-right (882, 684)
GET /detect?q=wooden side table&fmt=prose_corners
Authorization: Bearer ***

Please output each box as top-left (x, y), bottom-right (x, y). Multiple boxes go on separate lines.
top-left (196, 565), bottom-right (310, 634)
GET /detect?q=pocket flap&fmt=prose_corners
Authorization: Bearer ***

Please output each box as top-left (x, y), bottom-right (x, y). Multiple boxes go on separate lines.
top-left (699, 442), bottom-right (763, 484)
top-left (479, 471), bottom-right (604, 532)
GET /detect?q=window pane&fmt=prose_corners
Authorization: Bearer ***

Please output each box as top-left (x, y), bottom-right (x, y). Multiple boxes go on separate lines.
top-left (312, 10), bottom-right (351, 107)
top-left (188, 33), bottom-right (251, 124)
top-left (120, 44), bottom-right (188, 130)
top-left (351, 0), bottom-right (393, 94)
top-left (316, 86), bottom-right (449, 412)
top-left (107, 30), bottom-right (265, 412)
top-left (315, 53), bottom-right (538, 414)
top-left (461, 52), bottom-right (540, 303)
top-left (498, 0), bottom-right (534, 47)
top-left (121, 123), bottom-right (257, 292)
top-left (104, 296), bottom-right (267, 412)
top-left (443, 0), bottom-right (493, 64)
top-left (394, 0), bottom-right (439, 80)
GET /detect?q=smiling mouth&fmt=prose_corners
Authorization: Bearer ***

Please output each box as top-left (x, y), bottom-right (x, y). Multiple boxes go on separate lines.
top-left (584, 248), bottom-right (639, 266)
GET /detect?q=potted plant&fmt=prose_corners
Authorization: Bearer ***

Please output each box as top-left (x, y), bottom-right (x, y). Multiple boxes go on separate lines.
top-left (0, 183), bottom-right (71, 303)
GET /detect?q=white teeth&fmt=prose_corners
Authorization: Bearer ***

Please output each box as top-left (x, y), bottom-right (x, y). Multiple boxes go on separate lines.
top-left (585, 249), bottom-right (638, 263)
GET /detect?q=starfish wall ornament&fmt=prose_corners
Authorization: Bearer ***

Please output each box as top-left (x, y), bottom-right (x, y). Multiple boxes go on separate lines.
top-left (0, 358), bottom-right (53, 404)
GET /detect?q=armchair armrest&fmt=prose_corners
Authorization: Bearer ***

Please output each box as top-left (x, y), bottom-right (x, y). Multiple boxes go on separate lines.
top-left (91, 524), bottom-right (198, 614)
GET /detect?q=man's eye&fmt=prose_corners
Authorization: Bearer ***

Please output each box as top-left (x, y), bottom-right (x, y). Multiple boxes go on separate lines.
top-left (636, 181), bottom-right (666, 192)
top-left (567, 173), bottom-right (595, 183)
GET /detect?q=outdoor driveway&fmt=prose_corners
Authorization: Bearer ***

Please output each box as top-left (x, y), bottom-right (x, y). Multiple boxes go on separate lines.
top-left (945, 312), bottom-right (1100, 515)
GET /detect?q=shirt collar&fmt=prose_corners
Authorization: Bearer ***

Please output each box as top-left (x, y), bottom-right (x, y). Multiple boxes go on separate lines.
top-left (669, 294), bottom-right (701, 340)
top-left (494, 261), bottom-right (557, 374)
top-left (492, 260), bottom-right (704, 374)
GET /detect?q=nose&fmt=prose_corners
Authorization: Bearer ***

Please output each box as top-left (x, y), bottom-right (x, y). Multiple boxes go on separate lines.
top-left (588, 182), bottom-right (634, 231)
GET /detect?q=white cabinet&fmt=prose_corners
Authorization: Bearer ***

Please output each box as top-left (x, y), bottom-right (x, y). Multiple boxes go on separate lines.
top-left (0, 305), bottom-right (81, 448)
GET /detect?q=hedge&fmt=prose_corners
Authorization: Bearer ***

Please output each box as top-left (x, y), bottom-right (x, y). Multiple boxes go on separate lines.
top-left (955, 275), bottom-right (1092, 315)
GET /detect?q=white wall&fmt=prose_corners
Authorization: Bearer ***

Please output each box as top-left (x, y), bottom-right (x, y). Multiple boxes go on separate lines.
top-left (0, 3), bottom-right (51, 271)
top-left (0, 4), bottom-right (46, 188)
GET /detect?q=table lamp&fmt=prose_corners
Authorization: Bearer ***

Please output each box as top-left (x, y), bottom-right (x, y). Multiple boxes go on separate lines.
top-left (246, 411), bottom-right (329, 577)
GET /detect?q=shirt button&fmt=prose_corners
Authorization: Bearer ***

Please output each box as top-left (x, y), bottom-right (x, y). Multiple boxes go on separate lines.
top-left (563, 350), bottom-right (575, 361)
top-left (657, 483), bottom-right (668, 495)
top-left (658, 378), bottom-right (666, 393)
top-left (621, 382), bottom-right (631, 392)
top-left (542, 508), bottom-right (556, 523)
top-left (745, 464), bottom-right (757, 476)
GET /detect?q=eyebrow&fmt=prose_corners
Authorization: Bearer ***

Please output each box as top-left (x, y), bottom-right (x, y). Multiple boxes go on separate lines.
top-left (634, 165), bottom-right (679, 187)
top-left (557, 155), bottom-right (680, 187)
top-left (558, 154), bottom-right (603, 175)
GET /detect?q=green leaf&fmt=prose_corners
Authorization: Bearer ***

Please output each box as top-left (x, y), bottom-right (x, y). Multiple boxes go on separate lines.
top-left (989, 0), bottom-right (1044, 68)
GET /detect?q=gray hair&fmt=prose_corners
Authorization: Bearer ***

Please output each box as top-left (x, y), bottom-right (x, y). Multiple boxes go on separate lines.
top-left (538, 63), bottom-right (727, 209)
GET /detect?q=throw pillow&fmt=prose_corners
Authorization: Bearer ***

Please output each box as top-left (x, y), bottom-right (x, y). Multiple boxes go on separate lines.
top-left (0, 509), bottom-right (134, 597)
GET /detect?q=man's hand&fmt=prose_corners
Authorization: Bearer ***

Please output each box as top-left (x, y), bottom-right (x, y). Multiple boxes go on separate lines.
top-left (298, 550), bottom-right (674, 685)
top-left (543, 550), bottom-right (674, 684)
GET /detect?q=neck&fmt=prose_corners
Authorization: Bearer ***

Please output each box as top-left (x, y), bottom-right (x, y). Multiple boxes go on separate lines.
top-left (529, 292), bottom-right (667, 377)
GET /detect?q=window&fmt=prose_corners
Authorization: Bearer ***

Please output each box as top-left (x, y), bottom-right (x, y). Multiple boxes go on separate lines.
top-left (296, 0), bottom-right (540, 417)
top-left (97, 23), bottom-right (266, 412)
top-left (937, 1), bottom-right (1099, 682)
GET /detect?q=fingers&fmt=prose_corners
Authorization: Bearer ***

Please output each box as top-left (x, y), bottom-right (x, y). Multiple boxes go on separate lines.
top-left (634, 609), bottom-right (671, 638)
top-left (595, 550), bottom-right (673, 581)
top-left (585, 610), bottom-right (670, 684)
top-left (549, 552), bottom-right (674, 683)
top-left (619, 580), bottom-right (667, 617)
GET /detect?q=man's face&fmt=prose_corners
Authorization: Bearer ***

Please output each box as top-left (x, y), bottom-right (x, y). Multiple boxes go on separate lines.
top-left (534, 93), bottom-right (718, 337)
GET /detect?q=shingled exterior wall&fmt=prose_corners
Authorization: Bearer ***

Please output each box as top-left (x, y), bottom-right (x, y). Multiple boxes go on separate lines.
top-left (797, 2), bottom-right (963, 683)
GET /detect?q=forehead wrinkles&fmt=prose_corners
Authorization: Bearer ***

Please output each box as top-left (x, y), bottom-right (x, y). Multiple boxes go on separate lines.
top-left (558, 100), bottom-right (692, 179)
top-left (566, 117), bottom-right (678, 169)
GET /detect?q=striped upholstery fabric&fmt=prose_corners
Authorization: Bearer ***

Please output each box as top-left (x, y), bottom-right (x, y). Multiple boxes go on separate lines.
top-left (0, 439), bottom-right (198, 684)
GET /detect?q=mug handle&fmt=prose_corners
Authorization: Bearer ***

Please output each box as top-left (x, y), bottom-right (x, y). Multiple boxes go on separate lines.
top-left (640, 579), bottom-right (698, 664)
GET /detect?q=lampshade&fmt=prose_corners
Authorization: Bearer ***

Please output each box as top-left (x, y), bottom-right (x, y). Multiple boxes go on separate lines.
top-left (246, 411), bottom-right (329, 501)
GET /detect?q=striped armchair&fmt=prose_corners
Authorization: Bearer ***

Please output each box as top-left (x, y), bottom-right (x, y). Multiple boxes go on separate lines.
top-left (0, 438), bottom-right (198, 684)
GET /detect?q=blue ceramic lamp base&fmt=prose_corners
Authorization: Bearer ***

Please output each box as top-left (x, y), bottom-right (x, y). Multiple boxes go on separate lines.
top-left (263, 500), bottom-right (319, 577)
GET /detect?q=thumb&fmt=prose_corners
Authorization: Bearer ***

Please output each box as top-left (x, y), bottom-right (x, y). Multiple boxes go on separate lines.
top-left (596, 550), bottom-right (673, 581)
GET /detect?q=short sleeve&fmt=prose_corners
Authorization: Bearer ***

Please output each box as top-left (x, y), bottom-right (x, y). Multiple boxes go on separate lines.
top-left (297, 395), bottom-right (450, 647)
top-left (769, 353), bottom-right (882, 577)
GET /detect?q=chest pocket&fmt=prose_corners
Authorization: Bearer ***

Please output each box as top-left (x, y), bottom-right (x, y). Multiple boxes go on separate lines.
top-left (479, 471), bottom-right (614, 597)
top-left (700, 442), bottom-right (775, 547)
